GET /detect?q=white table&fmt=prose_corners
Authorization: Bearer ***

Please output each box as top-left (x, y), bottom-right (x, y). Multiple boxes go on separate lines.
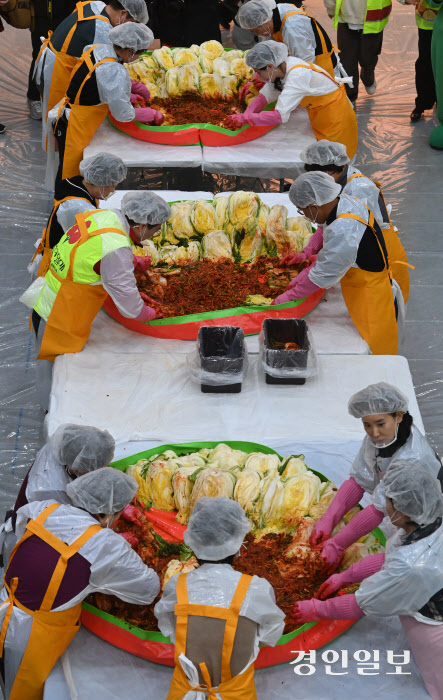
top-left (101, 189), bottom-right (370, 356)
top-left (84, 109), bottom-right (315, 178)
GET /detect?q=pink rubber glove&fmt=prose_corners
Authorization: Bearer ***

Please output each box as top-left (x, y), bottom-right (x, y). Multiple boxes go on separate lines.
top-left (315, 553), bottom-right (385, 600)
top-left (225, 113), bottom-right (247, 129)
top-left (130, 79), bottom-right (151, 102)
top-left (136, 304), bottom-right (159, 322)
top-left (134, 107), bottom-right (164, 125)
top-left (280, 253), bottom-right (306, 266)
top-left (287, 264), bottom-right (313, 289)
top-left (244, 94), bottom-right (268, 115)
top-left (310, 477), bottom-right (365, 547)
top-left (119, 531), bottom-right (140, 549)
top-left (320, 504), bottom-right (385, 569)
top-left (133, 254), bottom-right (151, 272)
top-left (239, 74), bottom-right (266, 100)
top-left (294, 595), bottom-right (364, 624)
top-left (279, 228), bottom-right (323, 267)
top-left (246, 109), bottom-right (282, 127)
top-left (121, 504), bottom-right (143, 527)
top-left (273, 266), bottom-right (322, 304)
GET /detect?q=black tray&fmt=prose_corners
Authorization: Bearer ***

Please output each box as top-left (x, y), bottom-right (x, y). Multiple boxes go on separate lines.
top-left (198, 326), bottom-right (245, 393)
top-left (262, 318), bottom-right (309, 386)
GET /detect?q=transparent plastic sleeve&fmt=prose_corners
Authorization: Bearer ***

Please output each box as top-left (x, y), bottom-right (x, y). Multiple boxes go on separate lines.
top-left (187, 326), bottom-right (248, 386)
top-left (259, 318), bottom-right (318, 379)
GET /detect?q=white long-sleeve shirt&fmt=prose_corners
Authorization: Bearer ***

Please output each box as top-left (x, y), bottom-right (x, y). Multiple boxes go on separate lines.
top-left (260, 56), bottom-right (338, 123)
top-left (341, 165), bottom-right (388, 231)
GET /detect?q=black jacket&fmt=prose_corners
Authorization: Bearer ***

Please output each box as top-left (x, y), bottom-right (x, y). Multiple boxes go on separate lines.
top-left (149, 0), bottom-right (221, 47)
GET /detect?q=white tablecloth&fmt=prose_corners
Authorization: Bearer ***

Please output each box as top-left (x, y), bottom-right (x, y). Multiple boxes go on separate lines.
top-left (84, 109), bottom-right (315, 177)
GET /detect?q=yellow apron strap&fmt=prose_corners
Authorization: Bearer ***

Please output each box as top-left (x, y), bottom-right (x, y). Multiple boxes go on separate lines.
top-left (73, 48), bottom-right (117, 105)
top-left (220, 574), bottom-right (252, 683)
top-left (281, 10), bottom-right (329, 55)
top-left (174, 573), bottom-right (190, 666)
top-left (337, 210), bottom-right (391, 277)
top-left (0, 578), bottom-right (18, 656)
top-left (198, 663), bottom-right (219, 700)
top-left (40, 523), bottom-right (101, 611)
top-left (65, 212), bottom-right (128, 283)
top-left (36, 31), bottom-right (53, 63)
top-left (288, 61), bottom-right (340, 88)
top-left (31, 196), bottom-right (91, 262)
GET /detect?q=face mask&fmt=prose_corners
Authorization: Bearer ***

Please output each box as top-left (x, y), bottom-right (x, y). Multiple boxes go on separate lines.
top-left (389, 509), bottom-right (403, 526)
top-left (306, 205), bottom-right (318, 225)
top-left (100, 190), bottom-right (114, 201)
top-left (266, 67), bottom-right (275, 83)
top-left (367, 420), bottom-right (399, 449)
top-left (65, 467), bottom-right (78, 480)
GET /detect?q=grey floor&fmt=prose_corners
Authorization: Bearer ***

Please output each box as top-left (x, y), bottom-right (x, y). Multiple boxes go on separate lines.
top-left (0, 0), bottom-right (442, 522)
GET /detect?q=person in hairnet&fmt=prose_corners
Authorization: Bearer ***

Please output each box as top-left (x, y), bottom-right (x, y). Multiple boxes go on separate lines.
top-left (20, 191), bottom-right (171, 409)
top-left (236, 0), bottom-right (339, 78)
top-left (225, 41), bottom-right (358, 159)
top-left (154, 497), bottom-right (285, 700)
top-left (35, 0), bottom-right (150, 144)
top-left (294, 464), bottom-right (443, 700)
top-left (309, 382), bottom-right (442, 568)
top-left (273, 172), bottom-right (397, 352)
top-left (0, 467), bottom-right (160, 700)
top-left (13, 424), bottom-right (115, 512)
top-left (288, 140), bottom-right (410, 303)
top-left (30, 152), bottom-right (127, 280)
top-left (49, 22), bottom-right (162, 184)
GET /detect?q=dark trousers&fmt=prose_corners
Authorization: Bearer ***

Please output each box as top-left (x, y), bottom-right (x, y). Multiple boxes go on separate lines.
top-left (27, 18), bottom-right (50, 100)
top-left (53, 112), bottom-right (68, 186)
top-left (337, 23), bottom-right (383, 100)
top-left (415, 27), bottom-right (436, 111)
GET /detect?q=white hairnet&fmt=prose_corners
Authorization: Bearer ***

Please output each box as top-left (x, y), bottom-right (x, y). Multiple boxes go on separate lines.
top-left (300, 140), bottom-right (350, 167)
top-left (50, 424), bottom-right (115, 473)
top-left (66, 467), bottom-right (138, 514)
top-left (120, 0), bottom-right (149, 23)
top-left (79, 153), bottom-right (127, 187)
top-left (121, 191), bottom-right (171, 224)
top-left (348, 382), bottom-right (409, 418)
top-left (237, 0), bottom-right (276, 29)
top-left (109, 23), bottom-right (154, 52)
top-left (245, 39), bottom-right (288, 69)
top-left (384, 461), bottom-right (443, 525)
top-left (289, 172), bottom-right (342, 208)
top-left (184, 497), bottom-right (251, 560)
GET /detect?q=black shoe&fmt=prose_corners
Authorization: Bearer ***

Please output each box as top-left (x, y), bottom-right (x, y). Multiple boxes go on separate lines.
top-left (410, 108), bottom-right (423, 122)
top-left (0, 123), bottom-right (5, 134)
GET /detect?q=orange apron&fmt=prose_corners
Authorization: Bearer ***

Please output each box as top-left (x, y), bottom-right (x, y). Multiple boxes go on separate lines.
top-left (338, 209), bottom-right (398, 354)
top-left (0, 503), bottom-right (101, 700)
top-left (347, 174), bottom-right (410, 303)
top-left (273, 10), bottom-right (336, 78)
top-left (31, 195), bottom-right (98, 279)
top-left (42, 1), bottom-right (110, 119)
top-left (54, 45), bottom-right (117, 180)
top-left (166, 573), bottom-right (257, 700)
top-left (38, 212), bottom-right (128, 361)
top-left (288, 62), bottom-right (358, 159)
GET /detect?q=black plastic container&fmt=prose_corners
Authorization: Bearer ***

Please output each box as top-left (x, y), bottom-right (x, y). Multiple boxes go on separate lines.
top-left (198, 326), bottom-right (245, 393)
top-left (262, 318), bottom-right (310, 385)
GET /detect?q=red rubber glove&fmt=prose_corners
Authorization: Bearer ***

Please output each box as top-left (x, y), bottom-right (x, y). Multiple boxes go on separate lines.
top-left (309, 477), bottom-right (365, 547)
top-left (225, 113), bottom-right (247, 129)
top-left (294, 595), bottom-right (364, 623)
top-left (246, 110), bottom-right (282, 127)
top-left (133, 254), bottom-right (151, 272)
top-left (134, 107), bottom-right (164, 125)
top-left (239, 74), bottom-right (266, 100)
top-left (315, 553), bottom-right (385, 600)
top-left (121, 504), bottom-right (143, 527)
top-left (130, 79), bottom-right (151, 102)
top-left (119, 531), bottom-right (139, 549)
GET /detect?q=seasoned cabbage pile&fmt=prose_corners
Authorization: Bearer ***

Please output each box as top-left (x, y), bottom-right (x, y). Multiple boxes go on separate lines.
top-left (126, 40), bottom-right (256, 103)
top-left (132, 192), bottom-right (314, 266)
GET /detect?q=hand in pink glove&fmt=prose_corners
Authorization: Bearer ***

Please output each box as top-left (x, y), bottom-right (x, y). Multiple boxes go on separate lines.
top-left (309, 478), bottom-right (365, 547)
top-left (119, 531), bottom-right (140, 549)
top-left (294, 595), bottom-right (365, 622)
top-left (315, 552), bottom-right (385, 600)
top-left (225, 113), bottom-right (247, 129)
top-left (121, 504), bottom-right (143, 527)
top-left (279, 252), bottom-right (306, 267)
top-left (246, 109), bottom-right (282, 127)
top-left (134, 107), bottom-right (164, 125)
top-left (244, 94), bottom-right (268, 115)
top-left (239, 74), bottom-right (266, 101)
top-left (133, 254), bottom-right (151, 272)
top-left (130, 93), bottom-right (145, 106)
top-left (320, 504), bottom-right (385, 570)
top-left (136, 304), bottom-right (161, 322)
top-left (288, 264), bottom-right (312, 289)
top-left (130, 79), bottom-right (151, 102)
top-left (273, 267), bottom-right (323, 303)
top-left (320, 538), bottom-right (345, 570)
top-left (293, 600), bottom-right (320, 624)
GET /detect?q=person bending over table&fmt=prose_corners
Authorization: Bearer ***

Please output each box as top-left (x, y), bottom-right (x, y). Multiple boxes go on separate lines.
top-left (35, 0), bottom-right (149, 134)
top-left (31, 152), bottom-right (127, 279)
top-left (309, 381), bottom-right (442, 568)
top-left (272, 171), bottom-right (397, 353)
top-left (155, 496), bottom-right (285, 700)
top-left (225, 41), bottom-right (358, 159)
top-left (236, 0), bottom-right (339, 78)
top-left (49, 22), bottom-right (162, 184)
top-left (294, 464), bottom-right (443, 700)
top-left (292, 139), bottom-right (410, 303)
top-left (20, 191), bottom-right (170, 409)
top-left (0, 468), bottom-right (160, 700)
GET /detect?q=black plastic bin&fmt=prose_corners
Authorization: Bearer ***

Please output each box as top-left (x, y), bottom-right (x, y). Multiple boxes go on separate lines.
top-left (262, 318), bottom-right (310, 385)
top-left (198, 326), bottom-right (245, 393)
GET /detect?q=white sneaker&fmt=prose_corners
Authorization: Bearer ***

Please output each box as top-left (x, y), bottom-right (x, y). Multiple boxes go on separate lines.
top-left (27, 99), bottom-right (42, 120)
top-left (365, 80), bottom-right (377, 96)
